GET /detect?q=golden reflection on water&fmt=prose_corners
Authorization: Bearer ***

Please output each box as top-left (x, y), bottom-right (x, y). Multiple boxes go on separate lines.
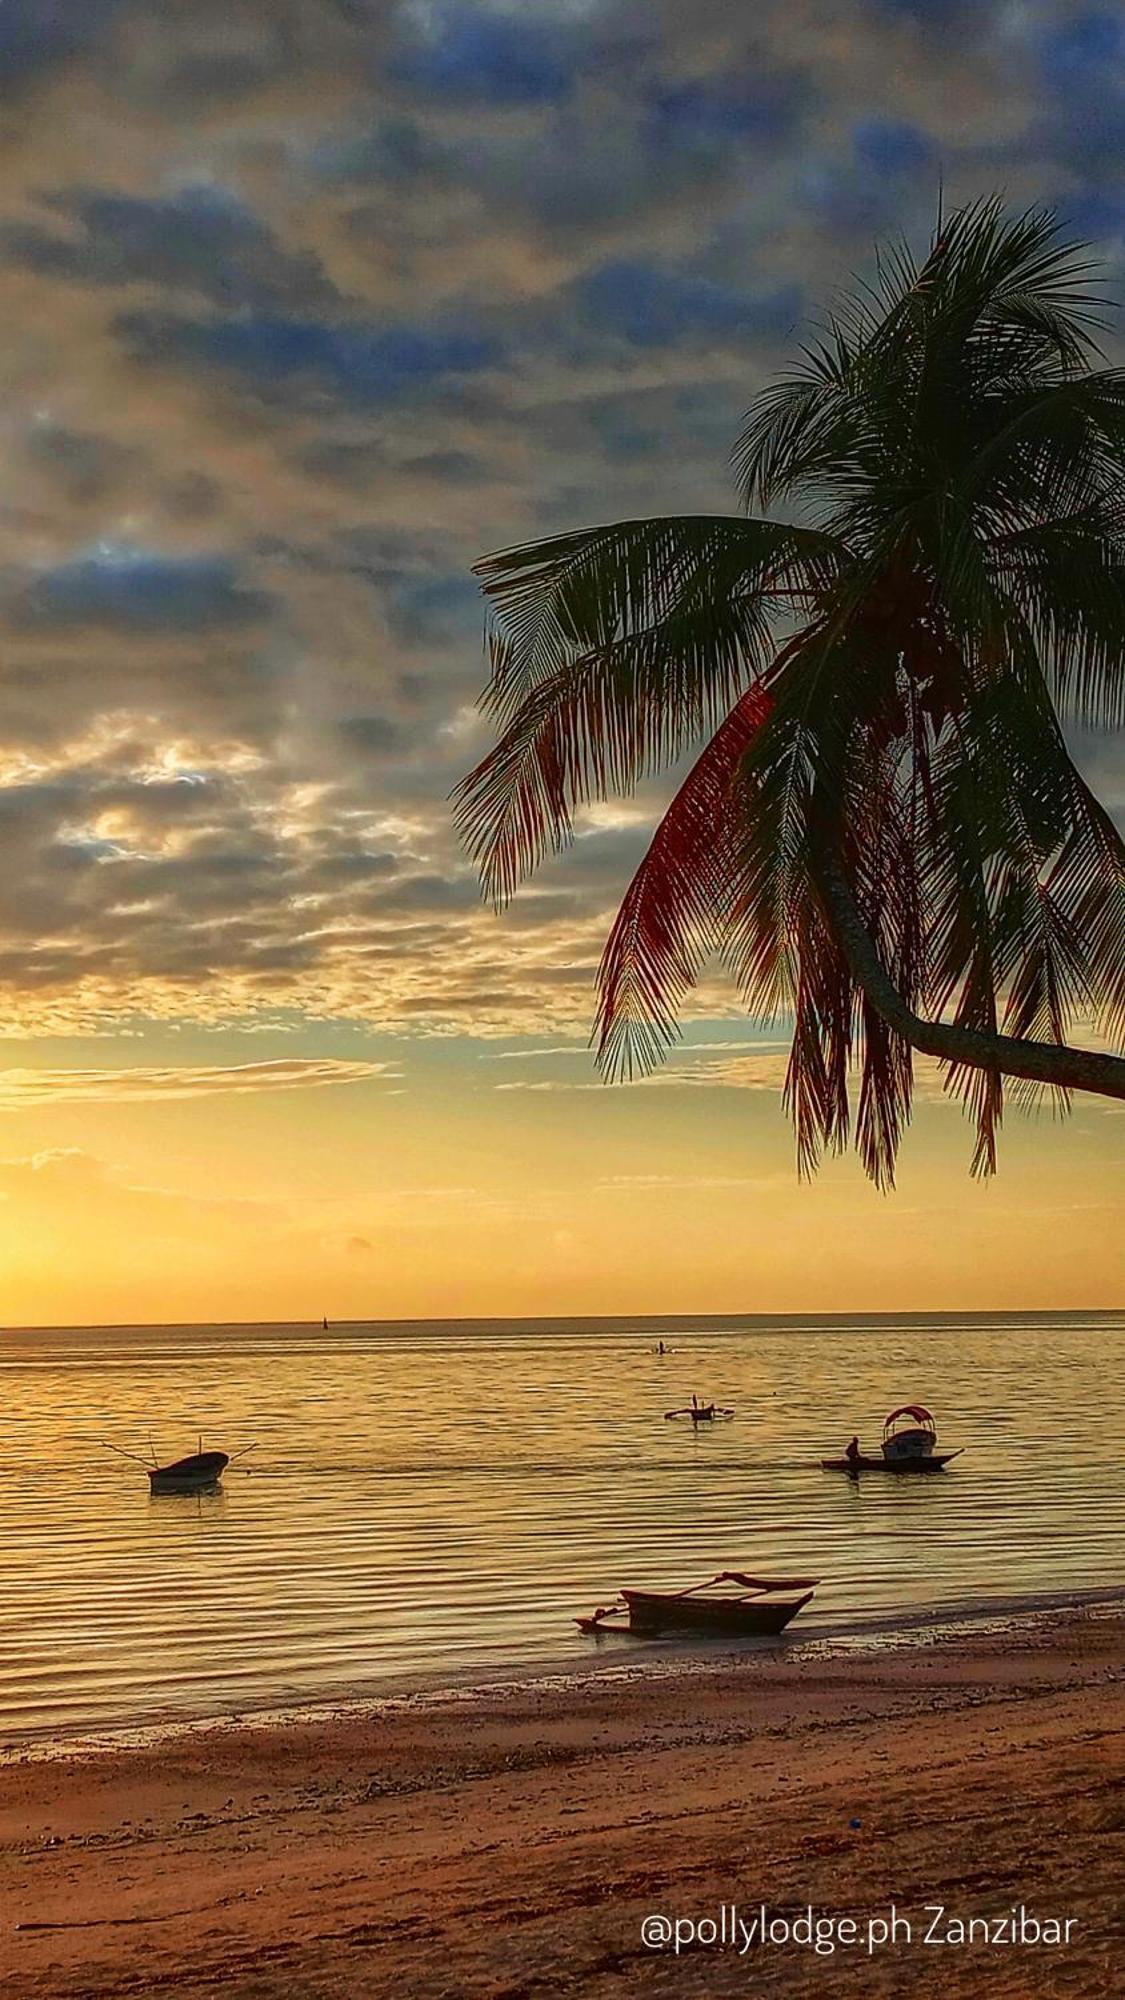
top-left (2, 1313), bottom-right (1123, 1740)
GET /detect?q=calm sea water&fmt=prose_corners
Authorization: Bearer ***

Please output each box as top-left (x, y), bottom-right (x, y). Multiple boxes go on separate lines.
top-left (2, 1313), bottom-right (1123, 1744)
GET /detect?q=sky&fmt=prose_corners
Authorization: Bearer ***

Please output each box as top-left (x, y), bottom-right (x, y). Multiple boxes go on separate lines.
top-left (0, 0), bottom-right (1122, 1323)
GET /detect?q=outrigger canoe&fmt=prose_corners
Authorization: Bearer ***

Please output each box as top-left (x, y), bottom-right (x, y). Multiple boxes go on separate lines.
top-left (664, 1399), bottom-right (734, 1424)
top-left (821, 1449), bottom-right (962, 1474)
top-left (577, 1571), bottom-right (817, 1637)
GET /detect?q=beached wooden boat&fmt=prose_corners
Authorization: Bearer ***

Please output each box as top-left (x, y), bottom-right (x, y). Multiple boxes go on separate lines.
top-left (577, 1571), bottom-right (817, 1637)
top-left (148, 1450), bottom-right (229, 1494)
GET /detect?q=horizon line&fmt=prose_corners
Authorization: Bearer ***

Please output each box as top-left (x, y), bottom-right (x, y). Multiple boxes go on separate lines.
top-left (2, 1305), bottom-right (1121, 1334)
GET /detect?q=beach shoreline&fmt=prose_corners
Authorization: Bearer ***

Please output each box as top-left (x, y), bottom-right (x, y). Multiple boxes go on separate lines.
top-left (3, 1603), bottom-right (1121, 1997)
top-left (5, 1582), bottom-right (1125, 1765)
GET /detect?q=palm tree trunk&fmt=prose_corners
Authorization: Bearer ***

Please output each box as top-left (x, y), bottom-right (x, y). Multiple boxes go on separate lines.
top-left (814, 844), bottom-right (1125, 1100)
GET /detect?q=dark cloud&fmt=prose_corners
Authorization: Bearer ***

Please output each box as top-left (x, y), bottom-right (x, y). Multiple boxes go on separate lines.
top-left (803, 118), bottom-right (937, 234)
top-left (574, 258), bottom-right (802, 350)
top-left (337, 713), bottom-right (403, 755)
top-left (853, 117), bottom-right (935, 178)
top-left (388, 5), bottom-right (589, 106)
top-left (2, 185), bottom-right (337, 312)
top-left (875, 0), bottom-right (975, 22)
top-left (1035, 10), bottom-right (1125, 175)
top-left (364, 870), bottom-right (481, 915)
top-left (649, 71), bottom-right (805, 151)
top-left (14, 548), bottom-right (270, 633)
top-left (325, 62), bottom-right (805, 244)
top-left (314, 115), bottom-right (445, 188)
top-left (0, 0), bottom-right (123, 83)
top-left (297, 437), bottom-right (483, 489)
top-left (163, 470), bottom-right (223, 520)
top-left (127, 11), bottom-right (300, 105)
top-left (304, 847), bottom-right (402, 884)
top-left (382, 573), bottom-right (479, 647)
top-left (118, 308), bottom-right (501, 408)
top-left (21, 422), bottom-right (137, 503)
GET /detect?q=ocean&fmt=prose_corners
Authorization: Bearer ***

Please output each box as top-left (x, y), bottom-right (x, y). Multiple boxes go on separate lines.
top-left (3, 1311), bottom-right (1123, 1745)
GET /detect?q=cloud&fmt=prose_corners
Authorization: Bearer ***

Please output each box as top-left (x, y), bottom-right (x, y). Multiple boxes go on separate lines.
top-left (2, 185), bottom-right (338, 311)
top-left (21, 421), bottom-right (137, 503)
top-left (336, 713), bottom-right (404, 756)
top-left (15, 547), bottom-right (270, 632)
top-left (389, 4), bottom-right (585, 105)
top-left (490, 1042), bottom-right (969, 1103)
top-left (0, 0), bottom-right (1116, 1054)
top-left (853, 116), bottom-right (935, 176)
top-left (490, 1049), bottom-right (794, 1093)
top-left (1033, 9), bottom-right (1125, 176)
top-left (597, 1170), bottom-right (787, 1190)
top-left (650, 72), bottom-right (805, 150)
top-left (0, 1059), bottom-right (396, 1107)
top-left (875, 0), bottom-right (978, 23)
top-left (119, 309), bottom-right (502, 408)
top-left (0, 0), bottom-right (123, 84)
top-left (480, 1043), bottom-right (593, 1061)
top-left (574, 258), bottom-right (802, 349)
top-left (0, 1145), bottom-right (105, 1184)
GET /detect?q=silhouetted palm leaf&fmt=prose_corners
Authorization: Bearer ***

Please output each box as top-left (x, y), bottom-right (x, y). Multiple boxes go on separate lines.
top-left (457, 202), bottom-right (1125, 1184)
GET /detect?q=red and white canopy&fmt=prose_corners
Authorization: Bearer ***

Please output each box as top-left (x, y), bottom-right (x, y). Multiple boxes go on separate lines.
top-left (883, 1404), bottom-right (936, 1432)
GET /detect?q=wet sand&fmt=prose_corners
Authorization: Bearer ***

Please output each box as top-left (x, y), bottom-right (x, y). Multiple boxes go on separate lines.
top-left (2, 1607), bottom-right (1122, 1998)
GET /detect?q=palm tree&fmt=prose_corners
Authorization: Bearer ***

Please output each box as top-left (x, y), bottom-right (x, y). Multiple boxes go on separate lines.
top-left (455, 201), bottom-right (1125, 1187)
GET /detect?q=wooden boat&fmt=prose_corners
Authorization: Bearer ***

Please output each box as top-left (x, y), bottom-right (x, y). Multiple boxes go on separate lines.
top-left (822, 1404), bottom-right (963, 1474)
top-left (102, 1436), bottom-right (255, 1491)
top-left (821, 1449), bottom-right (962, 1474)
top-left (148, 1450), bottom-right (229, 1494)
top-left (577, 1571), bottom-right (817, 1637)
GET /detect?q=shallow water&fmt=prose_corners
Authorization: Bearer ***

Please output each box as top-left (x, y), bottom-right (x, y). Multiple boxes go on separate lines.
top-left (2, 1312), bottom-right (1123, 1742)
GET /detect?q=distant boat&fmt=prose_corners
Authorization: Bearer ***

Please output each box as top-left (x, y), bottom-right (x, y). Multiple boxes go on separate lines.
top-left (822, 1404), bottom-right (963, 1474)
top-left (148, 1450), bottom-right (229, 1495)
top-left (322, 1315), bottom-right (329, 1330)
top-left (664, 1395), bottom-right (734, 1424)
top-left (578, 1571), bottom-right (817, 1637)
top-left (822, 1451), bottom-right (962, 1474)
top-left (101, 1437), bottom-right (253, 1492)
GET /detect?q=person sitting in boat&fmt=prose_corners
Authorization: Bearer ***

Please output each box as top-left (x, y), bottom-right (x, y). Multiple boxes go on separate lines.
top-left (845, 1435), bottom-right (861, 1464)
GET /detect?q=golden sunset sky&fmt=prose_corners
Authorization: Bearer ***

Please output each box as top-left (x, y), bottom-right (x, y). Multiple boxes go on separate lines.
top-left (0, 2), bottom-right (1121, 1322)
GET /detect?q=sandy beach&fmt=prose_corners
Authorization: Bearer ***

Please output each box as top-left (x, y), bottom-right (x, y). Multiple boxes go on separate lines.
top-left (1, 1605), bottom-right (1121, 1998)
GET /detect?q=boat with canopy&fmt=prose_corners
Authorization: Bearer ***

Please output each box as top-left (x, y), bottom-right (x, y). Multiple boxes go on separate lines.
top-left (821, 1404), bottom-right (963, 1474)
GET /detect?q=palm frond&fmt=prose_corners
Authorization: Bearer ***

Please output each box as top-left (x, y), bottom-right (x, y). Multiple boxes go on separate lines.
top-left (455, 518), bottom-right (844, 902)
top-left (457, 197), bottom-right (1125, 1185)
top-left (594, 686), bottom-right (771, 1079)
